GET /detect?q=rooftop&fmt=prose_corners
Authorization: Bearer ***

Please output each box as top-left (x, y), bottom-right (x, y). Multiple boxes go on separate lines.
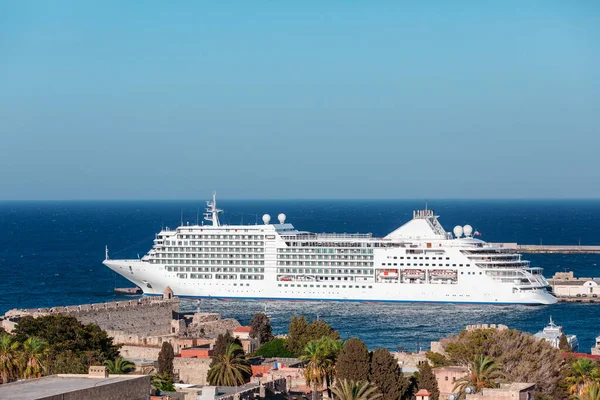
top-left (0, 374), bottom-right (148, 400)
top-left (234, 326), bottom-right (252, 333)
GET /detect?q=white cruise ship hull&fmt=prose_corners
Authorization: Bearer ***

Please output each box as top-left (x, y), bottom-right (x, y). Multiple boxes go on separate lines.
top-left (104, 259), bottom-right (556, 305)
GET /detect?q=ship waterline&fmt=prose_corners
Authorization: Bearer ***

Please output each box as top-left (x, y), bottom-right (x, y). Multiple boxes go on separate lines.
top-left (103, 194), bottom-right (557, 306)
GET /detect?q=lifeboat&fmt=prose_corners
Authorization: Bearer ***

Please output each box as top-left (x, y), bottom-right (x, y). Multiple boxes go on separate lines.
top-left (279, 276), bottom-right (293, 281)
top-left (403, 269), bottom-right (424, 276)
top-left (431, 270), bottom-right (457, 276)
top-left (379, 269), bottom-right (399, 278)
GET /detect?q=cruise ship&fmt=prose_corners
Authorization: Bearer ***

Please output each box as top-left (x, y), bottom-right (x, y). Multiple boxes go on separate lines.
top-left (103, 194), bottom-right (557, 305)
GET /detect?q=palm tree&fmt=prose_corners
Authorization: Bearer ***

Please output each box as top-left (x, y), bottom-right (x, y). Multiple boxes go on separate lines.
top-left (301, 340), bottom-right (328, 400)
top-left (567, 358), bottom-right (600, 396)
top-left (151, 373), bottom-right (175, 392)
top-left (579, 382), bottom-right (600, 400)
top-left (317, 336), bottom-right (342, 398)
top-left (0, 334), bottom-right (21, 384)
top-left (207, 342), bottom-right (251, 386)
top-left (453, 355), bottom-right (505, 399)
top-left (104, 357), bottom-right (136, 374)
top-left (21, 337), bottom-right (47, 379)
top-left (331, 379), bottom-right (382, 400)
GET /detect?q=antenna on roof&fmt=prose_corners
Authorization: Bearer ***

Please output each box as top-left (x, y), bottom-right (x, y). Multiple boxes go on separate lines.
top-left (425, 199), bottom-right (428, 211)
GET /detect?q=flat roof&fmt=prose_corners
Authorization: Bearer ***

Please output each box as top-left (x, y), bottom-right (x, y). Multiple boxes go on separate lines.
top-left (0, 374), bottom-right (148, 399)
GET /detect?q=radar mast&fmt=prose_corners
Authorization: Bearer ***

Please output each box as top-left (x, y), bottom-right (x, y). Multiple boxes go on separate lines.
top-left (204, 192), bottom-right (223, 226)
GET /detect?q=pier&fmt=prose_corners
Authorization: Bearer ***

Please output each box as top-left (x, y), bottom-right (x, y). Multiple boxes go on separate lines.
top-left (493, 243), bottom-right (600, 254)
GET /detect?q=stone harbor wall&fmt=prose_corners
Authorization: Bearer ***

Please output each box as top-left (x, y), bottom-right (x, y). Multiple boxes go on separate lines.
top-left (181, 313), bottom-right (241, 337)
top-left (3, 297), bottom-right (180, 336)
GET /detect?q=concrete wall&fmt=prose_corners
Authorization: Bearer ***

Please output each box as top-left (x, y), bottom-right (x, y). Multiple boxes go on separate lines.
top-left (120, 345), bottom-right (162, 360)
top-left (174, 357), bottom-right (211, 385)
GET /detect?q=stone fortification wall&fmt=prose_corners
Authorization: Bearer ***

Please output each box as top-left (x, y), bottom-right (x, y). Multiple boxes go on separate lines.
top-left (120, 345), bottom-right (163, 360)
top-left (182, 313), bottom-right (240, 338)
top-left (174, 357), bottom-right (211, 385)
top-left (4, 297), bottom-right (180, 336)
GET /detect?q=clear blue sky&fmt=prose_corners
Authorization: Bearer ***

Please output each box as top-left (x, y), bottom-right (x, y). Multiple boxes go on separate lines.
top-left (1, 1), bottom-right (599, 200)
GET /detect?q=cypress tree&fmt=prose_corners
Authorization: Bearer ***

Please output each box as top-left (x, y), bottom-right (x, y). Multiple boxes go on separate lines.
top-left (335, 338), bottom-right (371, 382)
top-left (249, 313), bottom-right (274, 345)
top-left (369, 348), bottom-right (409, 400)
top-left (157, 342), bottom-right (174, 381)
top-left (285, 316), bottom-right (340, 356)
top-left (559, 333), bottom-right (572, 352)
top-left (418, 362), bottom-right (440, 400)
top-left (211, 331), bottom-right (242, 367)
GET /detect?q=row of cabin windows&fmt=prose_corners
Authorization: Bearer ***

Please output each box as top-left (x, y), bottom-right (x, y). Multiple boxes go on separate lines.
top-left (277, 261), bottom-right (374, 267)
top-left (158, 248), bottom-right (264, 253)
top-left (165, 234), bottom-right (265, 242)
top-left (277, 268), bottom-right (375, 275)
top-left (382, 263), bottom-right (471, 267)
top-left (278, 283), bottom-right (373, 289)
top-left (278, 248), bottom-right (374, 254)
top-left (168, 266), bottom-right (265, 273)
top-left (158, 253), bottom-right (264, 259)
top-left (163, 241), bottom-right (265, 247)
top-left (277, 254), bottom-right (372, 260)
top-left (160, 260), bottom-right (264, 266)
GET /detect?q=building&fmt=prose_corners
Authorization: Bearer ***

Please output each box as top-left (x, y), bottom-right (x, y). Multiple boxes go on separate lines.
top-left (415, 389), bottom-right (432, 400)
top-left (433, 366), bottom-right (469, 397)
top-left (0, 367), bottom-right (151, 400)
top-left (465, 383), bottom-right (536, 399)
top-left (233, 326), bottom-right (260, 353)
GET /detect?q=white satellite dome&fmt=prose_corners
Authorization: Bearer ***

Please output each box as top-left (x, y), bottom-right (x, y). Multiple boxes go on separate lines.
top-left (463, 225), bottom-right (473, 237)
top-left (262, 214), bottom-right (271, 224)
top-left (453, 225), bottom-right (463, 238)
top-left (278, 213), bottom-right (286, 224)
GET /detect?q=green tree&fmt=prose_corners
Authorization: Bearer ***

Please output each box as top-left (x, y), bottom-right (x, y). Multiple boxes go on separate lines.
top-left (151, 373), bottom-right (176, 392)
top-left (286, 316), bottom-right (339, 356)
top-left (565, 358), bottom-right (600, 396)
top-left (335, 338), bottom-right (371, 383)
top-left (442, 328), bottom-right (567, 400)
top-left (453, 355), bottom-right (505, 399)
top-left (249, 313), bottom-right (274, 344)
top-left (104, 357), bottom-right (136, 374)
top-left (559, 333), bottom-right (572, 352)
top-left (21, 337), bottom-right (47, 379)
top-left (207, 343), bottom-right (252, 386)
top-left (211, 331), bottom-right (242, 367)
top-left (426, 351), bottom-right (451, 368)
top-left (369, 348), bottom-right (409, 400)
top-left (157, 342), bottom-right (174, 381)
top-left (0, 334), bottom-right (21, 384)
top-left (418, 362), bottom-right (440, 400)
top-left (13, 315), bottom-right (120, 374)
top-left (254, 338), bottom-right (295, 358)
top-left (331, 379), bottom-right (383, 400)
top-left (301, 340), bottom-right (328, 400)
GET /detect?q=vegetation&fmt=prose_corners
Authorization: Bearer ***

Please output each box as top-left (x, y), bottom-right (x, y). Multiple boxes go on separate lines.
top-left (441, 328), bottom-right (567, 400)
top-left (286, 316), bottom-right (339, 356)
top-left (559, 333), bottom-right (573, 352)
top-left (254, 338), bottom-right (295, 358)
top-left (12, 315), bottom-right (120, 375)
top-left (425, 351), bottom-right (451, 368)
top-left (104, 357), bottom-right (136, 374)
top-left (335, 338), bottom-right (371, 383)
top-left (565, 358), bottom-right (600, 397)
top-left (151, 373), bottom-right (176, 392)
top-left (0, 334), bottom-right (20, 384)
top-left (453, 355), bottom-right (505, 399)
top-left (211, 331), bottom-right (242, 367)
top-left (331, 379), bottom-right (382, 400)
top-left (157, 342), bottom-right (174, 381)
top-left (21, 337), bottom-right (48, 379)
top-left (369, 348), bottom-right (410, 400)
top-left (249, 313), bottom-right (274, 344)
top-left (578, 382), bottom-right (600, 400)
top-left (207, 343), bottom-right (252, 386)
top-left (418, 361), bottom-right (440, 400)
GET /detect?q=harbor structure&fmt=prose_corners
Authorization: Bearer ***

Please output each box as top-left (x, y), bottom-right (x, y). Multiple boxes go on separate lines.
top-left (103, 193), bottom-right (556, 305)
top-left (534, 317), bottom-right (578, 351)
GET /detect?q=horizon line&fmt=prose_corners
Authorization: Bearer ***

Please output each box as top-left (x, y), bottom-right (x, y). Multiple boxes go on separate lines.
top-left (1, 197), bottom-right (600, 202)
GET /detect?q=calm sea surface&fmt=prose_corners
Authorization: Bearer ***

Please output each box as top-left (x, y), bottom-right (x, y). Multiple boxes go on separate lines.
top-left (1, 200), bottom-right (599, 351)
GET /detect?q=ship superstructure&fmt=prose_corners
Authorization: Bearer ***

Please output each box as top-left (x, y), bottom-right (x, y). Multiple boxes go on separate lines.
top-left (103, 194), bottom-right (557, 305)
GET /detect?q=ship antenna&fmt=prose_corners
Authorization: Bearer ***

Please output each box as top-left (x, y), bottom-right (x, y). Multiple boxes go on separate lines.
top-left (425, 199), bottom-right (428, 211)
top-left (203, 191), bottom-right (222, 227)
top-left (105, 245), bottom-right (109, 261)
top-left (180, 209), bottom-right (184, 227)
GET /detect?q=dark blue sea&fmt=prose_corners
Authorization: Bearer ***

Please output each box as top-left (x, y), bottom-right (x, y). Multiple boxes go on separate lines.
top-left (1, 200), bottom-right (599, 352)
